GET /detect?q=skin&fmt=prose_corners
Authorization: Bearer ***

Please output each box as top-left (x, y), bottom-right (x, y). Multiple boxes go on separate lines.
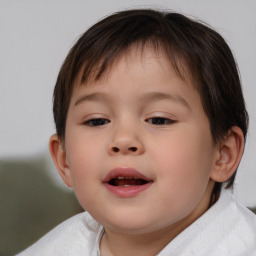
top-left (50, 46), bottom-right (244, 256)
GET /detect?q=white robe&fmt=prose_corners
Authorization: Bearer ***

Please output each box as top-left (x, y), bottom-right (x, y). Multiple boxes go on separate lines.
top-left (17, 189), bottom-right (256, 256)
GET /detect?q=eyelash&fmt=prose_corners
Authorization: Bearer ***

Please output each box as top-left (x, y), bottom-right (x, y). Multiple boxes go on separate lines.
top-left (83, 117), bottom-right (175, 127)
top-left (146, 117), bottom-right (175, 125)
top-left (83, 118), bottom-right (110, 127)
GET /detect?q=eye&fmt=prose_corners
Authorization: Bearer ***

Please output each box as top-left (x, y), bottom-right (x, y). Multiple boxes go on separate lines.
top-left (146, 117), bottom-right (175, 125)
top-left (83, 118), bottom-right (110, 127)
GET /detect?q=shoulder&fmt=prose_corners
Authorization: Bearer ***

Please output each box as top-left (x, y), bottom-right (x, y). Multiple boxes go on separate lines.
top-left (230, 190), bottom-right (256, 244)
top-left (159, 189), bottom-right (256, 256)
top-left (203, 189), bottom-right (256, 254)
top-left (16, 212), bottom-right (103, 256)
top-left (211, 189), bottom-right (256, 255)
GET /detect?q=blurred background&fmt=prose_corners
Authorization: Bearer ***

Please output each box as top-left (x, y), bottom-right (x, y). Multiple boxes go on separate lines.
top-left (1, 0), bottom-right (256, 255)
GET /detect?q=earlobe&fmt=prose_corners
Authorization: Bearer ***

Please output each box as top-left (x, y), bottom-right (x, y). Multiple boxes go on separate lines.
top-left (49, 134), bottom-right (73, 187)
top-left (210, 126), bottom-right (244, 183)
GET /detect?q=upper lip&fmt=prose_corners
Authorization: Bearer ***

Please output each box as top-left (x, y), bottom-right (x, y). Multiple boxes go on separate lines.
top-left (102, 167), bottom-right (152, 183)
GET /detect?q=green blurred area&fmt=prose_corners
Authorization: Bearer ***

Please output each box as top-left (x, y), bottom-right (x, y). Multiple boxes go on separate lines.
top-left (0, 156), bottom-right (83, 256)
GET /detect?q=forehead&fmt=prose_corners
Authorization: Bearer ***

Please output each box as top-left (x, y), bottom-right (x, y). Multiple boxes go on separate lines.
top-left (70, 46), bottom-right (201, 110)
top-left (75, 44), bottom-right (194, 91)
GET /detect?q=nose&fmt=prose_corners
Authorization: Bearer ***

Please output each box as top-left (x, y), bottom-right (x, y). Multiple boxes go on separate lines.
top-left (108, 125), bottom-right (145, 155)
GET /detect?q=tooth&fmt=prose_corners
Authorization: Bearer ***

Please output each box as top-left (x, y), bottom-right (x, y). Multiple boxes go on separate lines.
top-left (117, 176), bottom-right (135, 179)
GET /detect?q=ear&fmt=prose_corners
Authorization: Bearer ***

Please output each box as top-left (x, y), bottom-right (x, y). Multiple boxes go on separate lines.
top-left (210, 126), bottom-right (244, 183)
top-left (49, 134), bottom-right (73, 187)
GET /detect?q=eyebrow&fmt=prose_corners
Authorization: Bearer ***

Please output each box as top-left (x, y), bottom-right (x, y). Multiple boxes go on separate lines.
top-left (74, 91), bottom-right (191, 110)
top-left (140, 92), bottom-right (191, 110)
top-left (74, 92), bottom-right (107, 106)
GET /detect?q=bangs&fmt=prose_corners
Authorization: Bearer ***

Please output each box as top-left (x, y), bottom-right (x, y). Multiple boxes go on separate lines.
top-left (78, 38), bottom-right (190, 86)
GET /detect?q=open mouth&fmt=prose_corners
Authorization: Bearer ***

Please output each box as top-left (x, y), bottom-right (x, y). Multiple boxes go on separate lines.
top-left (108, 176), bottom-right (149, 187)
top-left (103, 167), bottom-right (153, 197)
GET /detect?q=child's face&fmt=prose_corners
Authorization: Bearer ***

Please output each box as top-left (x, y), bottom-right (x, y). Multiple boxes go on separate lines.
top-left (62, 47), bottom-right (218, 235)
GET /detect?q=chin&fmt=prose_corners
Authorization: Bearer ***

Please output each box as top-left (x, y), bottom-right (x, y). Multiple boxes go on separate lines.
top-left (102, 214), bottom-right (167, 235)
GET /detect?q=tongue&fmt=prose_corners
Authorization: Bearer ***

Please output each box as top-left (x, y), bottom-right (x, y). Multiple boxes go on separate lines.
top-left (110, 178), bottom-right (147, 186)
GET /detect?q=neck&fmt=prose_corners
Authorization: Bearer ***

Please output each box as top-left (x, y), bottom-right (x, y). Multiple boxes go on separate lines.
top-left (100, 227), bottom-right (176, 256)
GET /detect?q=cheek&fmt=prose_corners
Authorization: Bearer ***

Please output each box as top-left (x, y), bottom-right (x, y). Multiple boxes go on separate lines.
top-left (152, 128), bottom-right (213, 190)
top-left (66, 127), bottom-right (103, 166)
top-left (65, 132), bottom-right (104, 190)
top-left (65, 142), bottom-right (102, 210)
top-left (151, 133), bottom-right (214, 220)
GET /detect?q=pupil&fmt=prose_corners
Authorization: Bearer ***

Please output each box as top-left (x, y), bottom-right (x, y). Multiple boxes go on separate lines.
top-left (153, 118), bottom-right (165, 125)
top-left (92, 119), bottom-right (105, 126)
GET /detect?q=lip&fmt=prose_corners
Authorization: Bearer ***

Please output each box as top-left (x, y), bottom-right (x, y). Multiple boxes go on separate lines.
top-left (103, 167), bottom-right (153, 197)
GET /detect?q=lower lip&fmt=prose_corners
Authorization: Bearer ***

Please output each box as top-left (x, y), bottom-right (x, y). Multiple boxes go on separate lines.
top-left (103, 182), bottom-right (152, 197)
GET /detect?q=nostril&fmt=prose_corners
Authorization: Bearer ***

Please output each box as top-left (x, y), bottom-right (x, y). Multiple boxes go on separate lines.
top-left (111, 146), bottom-right (138, 153)
top-left (113, 147), bottom-right (119, 152)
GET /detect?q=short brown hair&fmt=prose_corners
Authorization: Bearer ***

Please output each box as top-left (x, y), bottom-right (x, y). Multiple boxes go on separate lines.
top-left (52, 9), bottom-right (249, 200)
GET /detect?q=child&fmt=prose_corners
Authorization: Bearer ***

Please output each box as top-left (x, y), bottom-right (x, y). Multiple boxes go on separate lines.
top-left (17, 9), bottom-right (256, 256)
